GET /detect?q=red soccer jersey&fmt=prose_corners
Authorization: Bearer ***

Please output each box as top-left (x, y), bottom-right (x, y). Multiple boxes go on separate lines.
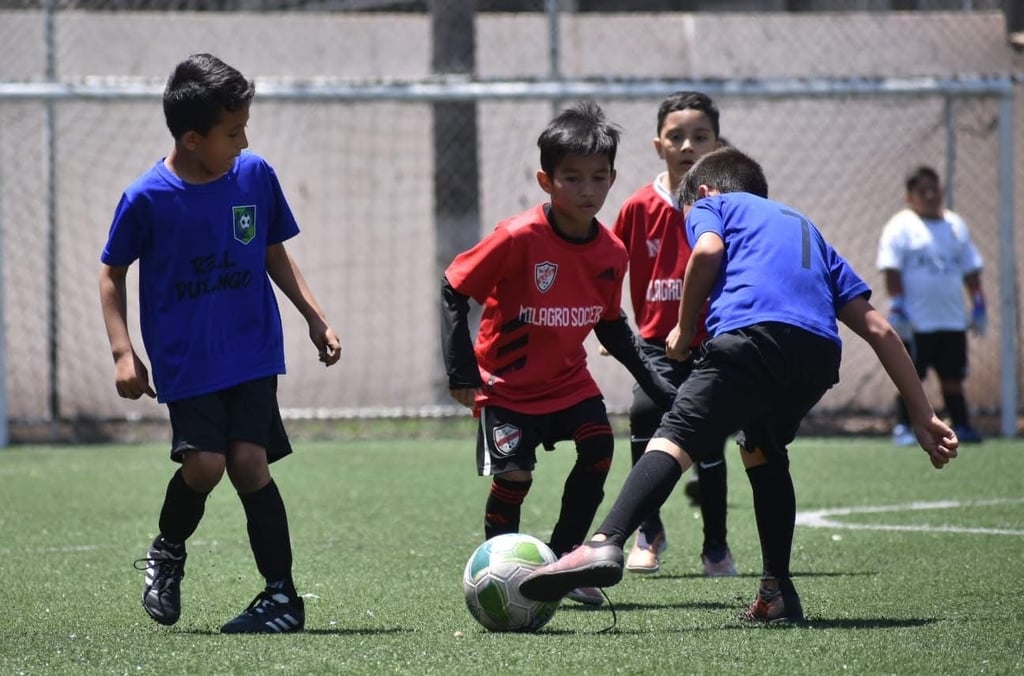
top-left (612, 177), bottom-right (707, 346)
top-left (445, 204), bottom-right (628, 415)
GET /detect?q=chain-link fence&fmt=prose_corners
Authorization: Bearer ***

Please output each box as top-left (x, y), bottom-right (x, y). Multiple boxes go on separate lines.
top-left (1, 3), bottom-right (1021, 442)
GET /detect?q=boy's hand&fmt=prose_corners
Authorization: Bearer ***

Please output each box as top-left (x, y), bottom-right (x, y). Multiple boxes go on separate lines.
top-left (665, 325), bottom-right (693, 362)
top-left (913, 415), bottom-right (959, 469)
top-left (114, 352), bottom-right (156, 400)
top-left (449, 387), bottom-right (479, 409)
top-left (969, 294), bottom-right (987, 336)
top-left (312, 325), bottom-right (342, 366)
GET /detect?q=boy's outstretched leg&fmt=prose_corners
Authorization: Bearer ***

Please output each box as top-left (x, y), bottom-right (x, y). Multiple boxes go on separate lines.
top-left (521, 449), bottom-right (685, 602)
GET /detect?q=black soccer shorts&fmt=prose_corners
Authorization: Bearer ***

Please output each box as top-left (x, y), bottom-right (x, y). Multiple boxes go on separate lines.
top-left (167, 375), bottom-right (292, 463)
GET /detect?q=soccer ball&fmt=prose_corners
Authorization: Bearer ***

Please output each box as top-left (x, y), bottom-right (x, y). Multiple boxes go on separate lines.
top-left (462, 533), bottom-right (560, 632)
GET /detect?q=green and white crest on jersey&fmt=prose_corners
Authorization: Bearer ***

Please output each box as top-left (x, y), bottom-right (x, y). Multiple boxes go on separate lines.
top-left (232, 205), bottom-right (256, 244)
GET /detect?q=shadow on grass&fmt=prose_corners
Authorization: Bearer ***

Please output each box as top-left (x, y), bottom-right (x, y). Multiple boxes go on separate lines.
top-left (540, 617), bottom-right (940, 635)
top-left (173, 627), bottom-right (412, 636)
top-left (560, 599), bottom-right (734, 612)
top-left (640, 570), bottom-right (879, 581)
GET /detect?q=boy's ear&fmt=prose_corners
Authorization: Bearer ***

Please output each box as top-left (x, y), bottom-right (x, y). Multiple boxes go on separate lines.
top-left (697, 184), bottom-right (711, 198)
top-left (180, 130), bottom-right (202, 151)
top-left (653, 136), bottom-right (666, 159)
top-left (536, 169), bottom-right (553, 195)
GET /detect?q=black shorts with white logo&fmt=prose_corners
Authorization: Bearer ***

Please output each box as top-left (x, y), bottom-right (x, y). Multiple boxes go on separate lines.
top-left (475, 396), bottom-right (609, 476)
top-left (167, 375), bottom-right (292, 463)
top-left (655, 323), bottom-right (841, 463)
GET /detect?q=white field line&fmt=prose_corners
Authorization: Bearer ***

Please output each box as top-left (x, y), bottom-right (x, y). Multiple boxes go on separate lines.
top-left (795, 497), bottom-right (1024, 535)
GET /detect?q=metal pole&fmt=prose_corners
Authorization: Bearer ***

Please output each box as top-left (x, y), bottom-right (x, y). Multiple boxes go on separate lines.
top-left (0, 116), bottom-right (7, 448)
top-left (996, 90), bottom-right (1018, 438)
top-left (45, 0), bottom-right (59, 441)
top-left (944, 97), bottom-right (956, 209)
top-left (546, 0), bottom-right (561, 117)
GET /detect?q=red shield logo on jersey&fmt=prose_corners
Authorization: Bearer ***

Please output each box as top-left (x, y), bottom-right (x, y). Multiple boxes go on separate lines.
top-left (534, 261), bottom-right (558, 293)
top-left (492, 424), bottom-right (522, 456)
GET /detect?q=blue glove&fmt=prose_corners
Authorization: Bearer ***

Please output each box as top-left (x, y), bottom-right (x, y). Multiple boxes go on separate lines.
top-left (888, 297), bottom-right (914, 342)
top-left (970, 294), bottom-right (987, 336)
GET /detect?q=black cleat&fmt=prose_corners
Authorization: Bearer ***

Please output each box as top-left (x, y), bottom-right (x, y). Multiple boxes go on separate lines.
top-left (220, 590), bottom-right (305, 634)
top-left (134, 536), bottom-right (186, 626)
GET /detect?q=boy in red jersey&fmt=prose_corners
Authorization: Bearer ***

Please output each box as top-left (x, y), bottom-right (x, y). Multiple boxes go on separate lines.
top-left (612, 92), bottom-right (735, 576)
top-left (442, 101), bottom-right (676, 607)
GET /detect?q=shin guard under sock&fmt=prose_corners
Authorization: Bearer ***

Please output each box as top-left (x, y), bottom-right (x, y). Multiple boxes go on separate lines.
top-left (157, 468), bottom-right (209, 544)
top-left (745, 463), bottom-right (795, 579)
top-left (597, 450), bottom-right (682, 547)
top-left (240, 480), bottom-right (294, 590)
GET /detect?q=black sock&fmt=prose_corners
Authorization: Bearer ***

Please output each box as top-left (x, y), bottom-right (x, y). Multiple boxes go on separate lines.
top-left (547, 441), bottom-right (612, 556)
top-left (484, 476), bottom-right (532, 540)
top-left (746, 463), bottom-right (795, 580)
top-left (944, 392), bottom-right (970, 428)
top-left (630, 438), bottom-right (663, 539)
top-left (696, 459), bottom-right (728, 553)
top-left (157, 469), bottom-right (209, 545)
top-left (596, 450), bottom-right (682, 547)
top-left (239, 480), bottom-right (295, 596)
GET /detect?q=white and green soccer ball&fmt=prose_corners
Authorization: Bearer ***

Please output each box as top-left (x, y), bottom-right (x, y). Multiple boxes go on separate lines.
top-left (462, 533), bottom-right (560, 632)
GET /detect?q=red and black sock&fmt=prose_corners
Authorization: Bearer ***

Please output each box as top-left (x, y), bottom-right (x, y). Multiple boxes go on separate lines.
top-left (484, 475), bottom-right (532, 539)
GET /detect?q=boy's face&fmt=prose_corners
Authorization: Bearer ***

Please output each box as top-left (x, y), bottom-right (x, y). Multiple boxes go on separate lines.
top-left (183, 105), bottom-right (250, 181)
top-left (537, 153), bottom-right (616, 232)
top-left (654, 108), bottom-right (718, 190)
top-left (906, 175), bottom-right (944, 220)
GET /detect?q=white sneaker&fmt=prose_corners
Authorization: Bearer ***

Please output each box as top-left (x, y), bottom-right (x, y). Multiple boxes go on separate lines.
top-left (626, 530), bottom-right (668, 574)
top-left (565, 586), bottom-right (604, 606)
top-left (892, 424), bottom-right (916, 447)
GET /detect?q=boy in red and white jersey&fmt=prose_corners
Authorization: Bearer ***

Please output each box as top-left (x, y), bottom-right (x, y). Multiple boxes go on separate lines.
top-left (611, 92), bottom-right (734, 576)
top-left (442, 101), bottom-right (675, 607)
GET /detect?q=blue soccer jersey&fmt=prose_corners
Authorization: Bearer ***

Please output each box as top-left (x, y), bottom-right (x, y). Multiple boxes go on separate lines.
top-left (686, 193), bottom-right (870, 346)
top-left (101, 151), bottom-right (300, 402)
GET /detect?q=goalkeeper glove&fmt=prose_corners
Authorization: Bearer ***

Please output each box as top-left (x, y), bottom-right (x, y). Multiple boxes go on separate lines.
top-left (888, 296), bottom-right (914, 342)
top-left (970, 292), bottom-right (987, 336)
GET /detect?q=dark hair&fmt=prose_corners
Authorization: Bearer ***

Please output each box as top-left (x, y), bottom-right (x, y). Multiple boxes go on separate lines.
top-left (537, 100), bottom-right (620, 175)
top-left (905, 165), bottom-right (940, 192)
top-left (656, 91), bottom-right (720, 138)
top-left (163, 53), bottom-right (255, 140)
top-left (677, 147), bottom-right (769, 205)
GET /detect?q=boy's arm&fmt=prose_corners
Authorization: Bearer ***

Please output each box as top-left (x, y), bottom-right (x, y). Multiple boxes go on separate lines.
top-left (265, 243), bottom-right (341, 366)
top-left (98, 263), bottom-right (155, 399)
top-left (837, 295), bottom-right (958, 469)
top-left (667, 231), bottom-right (722, 361)
top-left (441, 275), bottom-right (482, 408)
top-left (594, 313), bottom-right (676, 410)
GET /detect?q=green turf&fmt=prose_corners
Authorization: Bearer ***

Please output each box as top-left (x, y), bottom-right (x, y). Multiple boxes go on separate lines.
top-left (1, 435), bottom-right (1021, 675)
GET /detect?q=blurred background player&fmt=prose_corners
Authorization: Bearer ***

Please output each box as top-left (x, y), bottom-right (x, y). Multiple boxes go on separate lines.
top-left (520, 147), bottom-right (959, 623)
top-left (610, 91), bottom-right (735, 576)
top-left (99, 53), bottom-right (341, 634)
top-left (441, 101), bottom-right (676, 607)
top-left (876, 165), bottom-right (986, 446)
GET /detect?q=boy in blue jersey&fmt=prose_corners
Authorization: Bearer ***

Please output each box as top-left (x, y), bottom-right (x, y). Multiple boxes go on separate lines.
top-left (99, 54), bottom-right (341, 634)
top-left (520, 147), bottom-right (959, 623)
